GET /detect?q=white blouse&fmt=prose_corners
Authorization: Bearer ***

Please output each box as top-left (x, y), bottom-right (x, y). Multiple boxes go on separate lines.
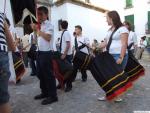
top-left (106, 26), bottom-right (129, 54)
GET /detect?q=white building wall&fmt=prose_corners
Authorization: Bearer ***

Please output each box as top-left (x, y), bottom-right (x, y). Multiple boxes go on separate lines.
top-left (51, 3), bottom-right (68, 40)
top-left (66, 3), bottom-right (108, 43)
top-left (123, 0), bottom-right (150, 38)
top-left (51, 2), bottom-right (109, 46)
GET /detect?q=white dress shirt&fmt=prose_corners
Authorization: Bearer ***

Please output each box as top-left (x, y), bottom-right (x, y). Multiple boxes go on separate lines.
top-left (38, 20), bottom-right (54, 51)
top-left (60, 30), bottom-right (72, 55)
top-left (76, 35), bottom-right (90, 54)
top-left (106, 26), bottom-right (129, 54)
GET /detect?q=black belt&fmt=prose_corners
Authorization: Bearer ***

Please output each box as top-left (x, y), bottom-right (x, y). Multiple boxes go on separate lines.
top-left (38, 50), bottom-right (53, 54)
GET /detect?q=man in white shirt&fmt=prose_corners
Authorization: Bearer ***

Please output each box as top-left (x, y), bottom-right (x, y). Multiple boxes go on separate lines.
top-left (21, 34), bottom-right (30, 67)
top-left (60, 20), bottom-right (72, 62)
top-left (59, 20), bottom-right (73, 92)
top-left (33, 6), bottom-right (58, 105)
top-left (67, 25), bottom-right (90, 92)
top-left (136, 36), bottom-right (147, 59)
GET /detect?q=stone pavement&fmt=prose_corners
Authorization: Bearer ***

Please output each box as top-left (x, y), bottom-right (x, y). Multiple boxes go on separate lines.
top-left (9, 61), bottom-right (150, 113)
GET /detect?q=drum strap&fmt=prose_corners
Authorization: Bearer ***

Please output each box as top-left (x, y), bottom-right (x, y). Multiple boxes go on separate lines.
top-left (78, 41), bottom-right (90, 54)
top-left (60, 30), bottom-right (67, 53)
top-left (106, 28), bottom-right (118, 52)
top-left (127, 42), bottom-right (134, 50)
top-left (75, 37), bottom-right (78, 50)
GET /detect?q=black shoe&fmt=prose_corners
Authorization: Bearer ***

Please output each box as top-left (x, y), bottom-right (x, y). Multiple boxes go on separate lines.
top-left (56, 84), bottom-right (61, 89)
top-left (82, 78), bottom-right (87, 82)
top-left (41, 97), bottom-right (58, 105)
top-left (34, 94), bottom-right (47, 100)
top-left (16, 79), bottom-right (21, 84)
top-left (65, 86), bottom-right (72, 92)
top-left (30, 73), bottom-right (36, 76)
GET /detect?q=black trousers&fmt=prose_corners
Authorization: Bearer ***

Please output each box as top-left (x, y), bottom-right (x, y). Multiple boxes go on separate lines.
top-left (37, 51), bottom-right (57, 97)
top-left (29, 58), bottom-right (36, 74)
top-left (66, 66), bottom-right (88, 88)
top-left (72, 69), bottom-right (87, 81)
top-left (22, 52), bottom-right (29, 67)
top-left (63, 54), bottom-right (73, 87)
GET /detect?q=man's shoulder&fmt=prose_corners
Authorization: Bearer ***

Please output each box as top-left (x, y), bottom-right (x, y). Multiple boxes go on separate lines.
top-left (64, 30), bottom-right (70, 34)
top-left (81, 35), bottom-right (89, 39)
top-left (63, 30), bottom-right (71, 36)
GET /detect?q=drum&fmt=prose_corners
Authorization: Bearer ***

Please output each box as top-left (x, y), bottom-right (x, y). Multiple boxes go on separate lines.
top-left (89, 52), bottom-right (132, 101)
top-left (125, 50), bottom-right (145, 82)
top-left (12, 52), bottom-right (26, 82)
top-left (52, 51), bottom-right (73, 88)
top-left (73, 51), bottom-right (93, 70)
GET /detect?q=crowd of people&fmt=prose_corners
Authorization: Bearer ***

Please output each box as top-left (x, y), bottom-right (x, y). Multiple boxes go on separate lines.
top-left (0, 6), bottom-right (148, 113)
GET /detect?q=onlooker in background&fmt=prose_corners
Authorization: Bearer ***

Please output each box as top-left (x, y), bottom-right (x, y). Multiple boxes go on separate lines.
top-left (28, 24), bottom-right (38, 76)
top-left (55, 37), bottom-right (61, 52)
top-left (0, 13), bottom-right (15, 113)
top-left (136, 36), bottom-right (147, 60)
top-left (21, 34), bottom-right (30, 67)
top-left (123, 21), bottom-right (138, 55)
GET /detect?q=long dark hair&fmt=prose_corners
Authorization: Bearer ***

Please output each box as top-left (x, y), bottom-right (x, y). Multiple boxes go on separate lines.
top-left (124, 21), bottom-right (132, 31)
top-left (107, 11), bottom-right (123, 29)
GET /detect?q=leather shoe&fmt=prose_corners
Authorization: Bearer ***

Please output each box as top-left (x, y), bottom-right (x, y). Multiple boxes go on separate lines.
top-left (56, 84), bottom-right (61, 89)
top-left (65, 86), bottom-right (72, 92)
top-left (41, 97), bottom-right (58, 105)
top-left (34, 94), bottom-right (47, 100)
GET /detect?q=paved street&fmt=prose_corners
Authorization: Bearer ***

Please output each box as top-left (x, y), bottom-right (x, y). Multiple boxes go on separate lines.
top-left (9, 60), bottom-right (150, 113)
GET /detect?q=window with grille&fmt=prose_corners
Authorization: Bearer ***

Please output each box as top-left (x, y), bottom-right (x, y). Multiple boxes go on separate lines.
top-left (126, 0), bottom-right (133, 8)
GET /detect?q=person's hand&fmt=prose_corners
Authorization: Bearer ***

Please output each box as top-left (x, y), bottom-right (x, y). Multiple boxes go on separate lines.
top-left (61, 54), bottom-right (66, 60)
top-left (116, 58), bottom-right (123, 65)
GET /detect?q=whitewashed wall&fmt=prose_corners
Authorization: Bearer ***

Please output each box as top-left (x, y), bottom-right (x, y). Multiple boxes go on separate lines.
top-left (51, 3), bottom-right (68, 40)
top-left (122, 0), bottom-right (150, 43)
top-left (123, 0), bottom-right (150, 37)
top-left (66, 3), bottom-right (108, 43)
top-left (51, 2), bottom-right (109, 46)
